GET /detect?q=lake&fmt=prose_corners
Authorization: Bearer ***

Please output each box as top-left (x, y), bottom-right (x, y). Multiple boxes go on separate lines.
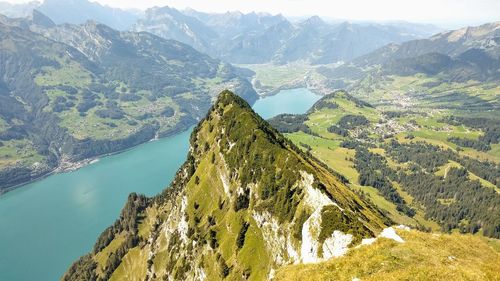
top-left (253, 88), bottom-right (321, 119)
top-left (0, 88), bottom-right (320, 281)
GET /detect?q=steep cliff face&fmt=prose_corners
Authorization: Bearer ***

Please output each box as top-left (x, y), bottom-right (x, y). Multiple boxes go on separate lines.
top-left (63, 91), bottom-right (389, 281)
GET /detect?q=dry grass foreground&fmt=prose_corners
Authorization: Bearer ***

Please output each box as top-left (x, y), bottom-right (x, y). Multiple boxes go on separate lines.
top-left (274, 229), bottom-right (500, 281)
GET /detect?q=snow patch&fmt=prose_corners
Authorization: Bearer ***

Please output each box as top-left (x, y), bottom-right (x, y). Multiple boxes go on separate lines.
top-left (300, 171), bottom-right (351, 263)
top-left (301, 171), bottom-right (343, 212)
top-left (236, 186), bottom-right (246, 196)
top-left (360, 238), bottom-right (377, 246)
top-left (358, 226), bottom-right (406, 248)
top-left (322, 231), bottom-right (353, 258)
top-left (177, 196), bottom-right (189, 242)
top-left (220, 171), bottom-right (231, 195)
top-left (228, 140), bottom-right (236, 151)
top-left (379, 227), bottom-right (405, 243)
top-left (286, 239), bottom-right (300, 263)
top-left (268, 268), bottom-right (276, 280)
top-left (252, 211), bottom-right (300, 265)
top-left (218, 153), bottom-right (231, 196)
top-left (396, 224), bottom-right (411, 231)
top-left (301, 208), bottom-right (353, 263)
top-left (301, 172), bottom-right (331, 208)
top-left (194, 267), bottom-right (206, 281)
top-left (301, 208), bottom-right (322, 263)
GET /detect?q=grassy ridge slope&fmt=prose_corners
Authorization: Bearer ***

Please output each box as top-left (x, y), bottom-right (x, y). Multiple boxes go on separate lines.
top-left (62, 91), bottom-right (388, 281)
top-left (275, 229), bottom-right (500, 281)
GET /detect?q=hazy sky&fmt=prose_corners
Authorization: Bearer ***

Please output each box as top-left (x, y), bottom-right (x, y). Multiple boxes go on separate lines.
top-left (5, 0), bottom-right (500, 25)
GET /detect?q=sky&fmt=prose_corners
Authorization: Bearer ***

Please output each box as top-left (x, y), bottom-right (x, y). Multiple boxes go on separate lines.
top-left (4, 0), bottom-right (500, 26)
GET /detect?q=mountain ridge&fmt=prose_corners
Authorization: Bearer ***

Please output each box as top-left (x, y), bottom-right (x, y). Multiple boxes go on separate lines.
top-left (132, 5), bottom-right (440, 64)
top-left (62, 90), bottom-right (389, 280)
top-left (354, 21), bottom-right (500, 65)
top-left (0, 0), bottom-right (444, 64)
top-left (352, 21), bottom-right (500, 82)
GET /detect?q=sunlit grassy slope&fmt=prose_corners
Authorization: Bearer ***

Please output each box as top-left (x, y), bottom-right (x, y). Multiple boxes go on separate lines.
top-left (275, 229), bottom-right (500, 281)
top-left (281, 90), bottom-right (499, 235)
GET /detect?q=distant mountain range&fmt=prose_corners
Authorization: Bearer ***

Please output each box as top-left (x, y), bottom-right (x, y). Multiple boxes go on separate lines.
top-left (0, 2), bottom-right (497, 192)
top-left (0, 11), bottom-right (256, 191)
top-left (134, 7), bottom-right (441, 64)
top-left (354, 21), bottom-right (500, 82)
top-left (0, 0), bottom-right (139, 30)
top-left (0, 0), bottom-right (39, 18)
top-left (0, 0), bottom-right (442, 64)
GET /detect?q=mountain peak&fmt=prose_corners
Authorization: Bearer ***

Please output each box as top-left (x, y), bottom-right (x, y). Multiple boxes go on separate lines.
top-left (149, 5), bottom-right (179, 16)
top-left (213, 89), bottom-right (252, 109)
top-left (30, 9), bottom-right (55, 27)
top-left (37, 0), bottom-right (139, 30)
top-left (302, 15), bottom-right (325, 26)
top-left (64, 89), bottom-right (388, 280)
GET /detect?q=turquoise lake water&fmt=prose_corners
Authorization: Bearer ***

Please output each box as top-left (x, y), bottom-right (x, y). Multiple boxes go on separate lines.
top-left (252, 88), bottom-right (321, 119)
top-left (0, 88), bottom-right (320, 281)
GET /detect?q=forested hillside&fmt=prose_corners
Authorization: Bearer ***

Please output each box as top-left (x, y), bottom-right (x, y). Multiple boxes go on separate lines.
top-left (0, 12), bottom-right (256, 191)
top-left (270, 91), bottom-right (500, 238)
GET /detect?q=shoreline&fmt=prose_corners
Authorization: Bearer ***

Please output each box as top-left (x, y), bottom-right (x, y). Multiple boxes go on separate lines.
top-left (255, 82), bottom-right (325, 98)
top-left (0, 88), bottom-right (302, 196)
top-left (0, 124), bottom-right (194, 196)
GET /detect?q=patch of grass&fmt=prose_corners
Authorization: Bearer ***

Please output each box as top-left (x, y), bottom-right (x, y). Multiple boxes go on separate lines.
top-left (94, 233), bottom-right (126, 276)
top-left (57, 107), bottom-right (135, 140)
top-left (109, 246), bottom-right (149, 281)
top-left (305, 94), bottom-right (380, 138)
top-left (193, 76), bottom-right (224, 89)
top-left (235, 219), bottom-right (271, 281)
top-left (240, 63), bottom-right (320, 90)
top-left (351, 184), bottom-right (417, 227)
top-left (461, 146), bottom-right (500, 164)
top-left (137, 207), bottom-right (159, 240)
top-left (489, 143), bottom-right (500, 159)
top-left (275, 230), bottom-right (500, 281)
top-left (435, 161), bottom-right (499, 193)
top-left (0, 139), bottom-right (44, 168)
top-left (286, 131), bottom-right (340, 150)
top-left (35, 60), bottom-right (92, 88)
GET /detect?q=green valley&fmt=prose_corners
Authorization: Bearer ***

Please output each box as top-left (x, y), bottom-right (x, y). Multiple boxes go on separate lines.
top-left (270, 90), bottom-right (499, 238)
top-left (0, 13), bottom-right (256, 191)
